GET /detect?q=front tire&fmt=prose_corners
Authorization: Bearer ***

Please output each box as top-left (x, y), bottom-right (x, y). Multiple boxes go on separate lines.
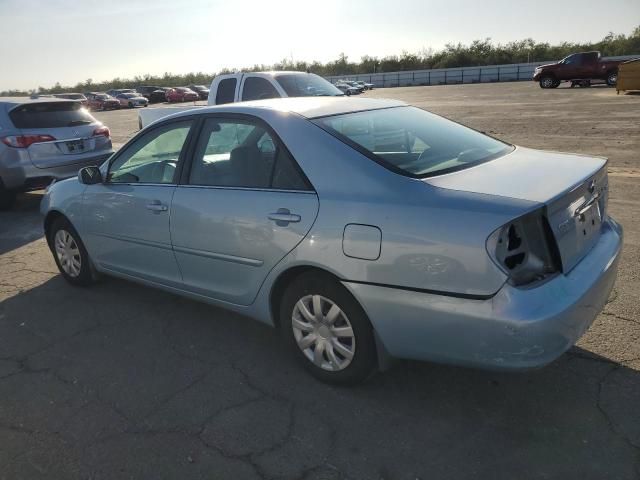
top-left (279, 272), bottom-right (377, 385)
top-left (607, 71), bottom-right (618, 87)
top-left (539, 76), bottom-right (556, 89)
top-left (128, 102), bottom-right (134, 108)
top-left (48, 217), bottom-right (96, 286)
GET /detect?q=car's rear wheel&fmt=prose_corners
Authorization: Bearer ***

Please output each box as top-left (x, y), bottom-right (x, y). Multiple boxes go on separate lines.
top-left (128, 102), bottom-right (134, 108)
top-left (48, 217), bottom-right (96, 286)
top-left (0, 182), bottom-right (16, 211)
top-left (607, 71), bottom-right (618, 87)
top-left (279, 271), bottom-right (377, 385)
top-left (539, 76), bottom-right (556, 89)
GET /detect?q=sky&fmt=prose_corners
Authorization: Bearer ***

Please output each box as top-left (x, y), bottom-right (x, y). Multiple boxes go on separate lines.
top-left (0, 0), bottom-right (638, 91)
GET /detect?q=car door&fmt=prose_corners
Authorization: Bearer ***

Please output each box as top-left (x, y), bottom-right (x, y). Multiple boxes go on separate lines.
top-left (82, 119), bottom-right (195, 287)
top-left (559, 53), bottom-right (584, 80)
top-left (170, 115), bottom-right (319, 305)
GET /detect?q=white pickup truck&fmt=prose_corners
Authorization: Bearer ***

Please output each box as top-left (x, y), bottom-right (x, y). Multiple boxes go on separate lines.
top-left (137, 71), bottom-right (344, 129)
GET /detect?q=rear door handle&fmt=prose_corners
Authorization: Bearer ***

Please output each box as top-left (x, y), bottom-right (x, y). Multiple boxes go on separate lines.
top-left (146, 201), bottom-right (168, 212)
top-left (268, 208), bottom-right (301, 226)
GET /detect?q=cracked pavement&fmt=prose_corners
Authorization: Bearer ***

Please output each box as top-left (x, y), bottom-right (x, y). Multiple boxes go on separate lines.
top-left (1, 83), bottom-right (639, 479)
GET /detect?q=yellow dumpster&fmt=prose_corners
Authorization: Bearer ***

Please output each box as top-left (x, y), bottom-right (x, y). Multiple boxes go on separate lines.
top-left (616, 59), bottom-right (640, 94)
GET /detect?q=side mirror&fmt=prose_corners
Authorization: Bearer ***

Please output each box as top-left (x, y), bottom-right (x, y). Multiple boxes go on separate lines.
top-left (78, 166), bottom-right (103, 185)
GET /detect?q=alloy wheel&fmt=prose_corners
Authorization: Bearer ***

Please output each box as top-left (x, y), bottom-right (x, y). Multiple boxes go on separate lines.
top-left (54, 229), bottom-right (82, 278)
top-left (291, 294), bottom-right (356, 372)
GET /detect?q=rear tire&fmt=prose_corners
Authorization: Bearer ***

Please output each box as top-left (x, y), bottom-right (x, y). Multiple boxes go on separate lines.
top-left (128, 102), bottom-right (134, 108)
top-left (48, 217), bottom-right (96, 286)
top-left (279, 271), bottom-right (377, 385)
top-left (0, 183), bottom-right (16, 211)
top-left (607, 71), bottom-right (618, 87)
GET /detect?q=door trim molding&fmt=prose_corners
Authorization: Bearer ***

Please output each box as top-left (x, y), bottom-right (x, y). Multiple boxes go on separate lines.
top-left (173, 244), bottom-right (264, 267)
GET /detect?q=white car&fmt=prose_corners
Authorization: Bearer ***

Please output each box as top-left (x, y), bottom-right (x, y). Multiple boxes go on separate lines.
top-left (116, 93), bottom-right (148, 108)
top-left (137, 71), bottom-right (343, 129)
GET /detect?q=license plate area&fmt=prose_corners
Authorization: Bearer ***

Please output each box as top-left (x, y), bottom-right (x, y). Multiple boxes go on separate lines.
top-left (65, 139), bottom-right (85, 153)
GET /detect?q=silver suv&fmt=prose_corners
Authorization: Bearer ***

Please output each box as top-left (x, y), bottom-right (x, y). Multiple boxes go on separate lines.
top-left (0, 97), bottom-right (113, 209)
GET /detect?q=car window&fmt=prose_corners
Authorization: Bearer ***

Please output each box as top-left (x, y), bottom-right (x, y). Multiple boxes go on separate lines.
top-left (189, 118), bottom-right (310, 190)
top-left (108, 121), bottom-right (192, 184)
top-left (564, 54), bottom-right (582, 65)
top-left (275, 73), bottom-right (343, 97)
top-left (215, 78), bottom-right (236, 104)
top-left (315, 106), bottom-right (512, 178)
top-left (242, 77), bottom-right (279, 101)
top-left (9, 101), bottom-right (95, 128)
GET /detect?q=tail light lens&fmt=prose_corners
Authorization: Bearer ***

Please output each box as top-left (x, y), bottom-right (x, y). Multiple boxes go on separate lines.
top-left (93, 126), bottom-right (110, 138)
top-left (486, 209), bottom-right (561, 286)
top-left (1, 134), bottom-right (56, 148)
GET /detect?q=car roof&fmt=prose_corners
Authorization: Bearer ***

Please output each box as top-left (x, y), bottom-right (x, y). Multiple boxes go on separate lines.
top-left (183, 97), bottom-right (406, 120)
top-left (0, 96), bottom-right (75, 106)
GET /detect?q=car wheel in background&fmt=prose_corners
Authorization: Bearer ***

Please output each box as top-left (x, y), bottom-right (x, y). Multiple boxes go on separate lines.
top-left (607, 71), bottom-right (618, 87)
top-left (128, 102), bottom-right (134, 108)
top-left (279, 271), bottom-right (377, 385)
top-left (48, 217), bottom-right (96, 286)
top-left (0, 182), bottom-right (16, 210)
top-left (539, 76), bottom-right (556, 89)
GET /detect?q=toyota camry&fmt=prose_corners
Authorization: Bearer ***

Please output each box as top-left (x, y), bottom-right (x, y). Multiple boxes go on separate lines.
top-left (41, 97), bottom-right (622, 384)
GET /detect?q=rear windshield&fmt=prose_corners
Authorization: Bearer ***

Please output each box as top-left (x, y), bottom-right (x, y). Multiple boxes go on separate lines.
top-left (9, 102), bottom-right (95, 129)
top-left (276, 74), bottom-right (343, 97)
top-left (314, 106), bottom-right (513, 177)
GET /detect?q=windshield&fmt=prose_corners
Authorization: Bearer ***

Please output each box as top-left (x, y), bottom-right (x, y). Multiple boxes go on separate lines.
top-left (95, 94), bottom-right (109, 99)
top-left (276, 73), bottom-right (343, 97)
top-left (314, 106), bottom-right (513, 177)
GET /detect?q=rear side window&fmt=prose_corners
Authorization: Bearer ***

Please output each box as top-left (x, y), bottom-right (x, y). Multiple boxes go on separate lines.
top-left (242, 77), bottom-right (279, 101)
top-left (189, 118), bottom-right (311, 190)
top-left (9, 102), bottom-right (95, 129)
top-left (215, 78), bottom-right (237, 105)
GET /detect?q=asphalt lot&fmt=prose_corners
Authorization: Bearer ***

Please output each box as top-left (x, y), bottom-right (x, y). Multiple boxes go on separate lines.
top-left (1, 82), bottom-right (639, 479)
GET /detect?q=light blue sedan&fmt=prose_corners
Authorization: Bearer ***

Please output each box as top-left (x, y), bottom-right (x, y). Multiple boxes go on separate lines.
top-left (41, 97), bottom-right (622, 384)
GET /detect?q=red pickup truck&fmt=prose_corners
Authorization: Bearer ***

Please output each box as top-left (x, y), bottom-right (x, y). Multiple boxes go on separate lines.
top-left (533, 51), bottom-right (622, 88)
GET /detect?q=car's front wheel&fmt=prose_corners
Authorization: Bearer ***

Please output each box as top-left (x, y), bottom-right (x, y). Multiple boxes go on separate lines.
top-left (539, 76), bottom-right (556, 89)
top-left (49, 217), bottom-right (96, 286)
top-left (279, 272), bottom-right (377, 385)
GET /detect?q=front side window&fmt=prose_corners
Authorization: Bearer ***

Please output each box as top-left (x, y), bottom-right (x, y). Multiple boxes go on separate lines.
top-left (242, 77), bottom-right (280, 101)
top-left (315, 106), bottom-right (513, 177)
top-left (215, 78), bottom-right (237, 104)
top-left (189, 118), bottom-right (310, 190)
top-left (108, 121), bottom-right (192, 184)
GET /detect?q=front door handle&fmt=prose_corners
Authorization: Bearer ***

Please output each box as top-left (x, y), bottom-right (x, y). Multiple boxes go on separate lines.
top-left (268, 208), bottom-right (301, 226)
top-left (146, 201), bottom-right (168, 213)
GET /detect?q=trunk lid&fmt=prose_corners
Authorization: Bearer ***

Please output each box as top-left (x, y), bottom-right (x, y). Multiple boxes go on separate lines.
top-left (426, 146), bottom-right (608, 272)
top-left (9, 101), bottom-right (111, 168)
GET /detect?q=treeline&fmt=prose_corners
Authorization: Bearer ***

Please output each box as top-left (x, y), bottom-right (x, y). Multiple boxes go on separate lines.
top-left (2, 26), bottom-right (639, 96)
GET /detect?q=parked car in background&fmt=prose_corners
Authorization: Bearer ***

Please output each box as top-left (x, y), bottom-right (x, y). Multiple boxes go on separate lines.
top-left (355, 80), bottom-right (374, 90)
top-left (42, 97), bottom-right (621, 385)
top-left (106, 88), bottom-right (136, 98)
top-left (136, 86), bottom-right (169, 103)
top-left (166, 87), bottom-right (200, 103)
top-left (341, 81), bottom-right (365, 93)
top-left (0, 97), bottom-right (112, 209)
top-left (187, 85), bottom-right (210, 100)
top-left (138, 71), bottom-right (344, 129)
top-left (116, 93), bottom-right (148, 108)
top-left (335, 83), bottom-right (360, 96)
top-left (85, 92), bottom-right (120, 111)
top-left (533, 51), bottom-right (625, 88)
top-left (53, 93), bottom-right (88, 107)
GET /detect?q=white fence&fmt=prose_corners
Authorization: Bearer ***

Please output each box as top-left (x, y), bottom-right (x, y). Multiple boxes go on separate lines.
top-left (325, 55), bottom-right (639, 88)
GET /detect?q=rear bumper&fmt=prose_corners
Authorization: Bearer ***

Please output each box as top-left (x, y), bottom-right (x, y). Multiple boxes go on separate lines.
top-left (343, 217), bottom-right (623, 370)
top-left (0, 149), bottom-right (112, 191)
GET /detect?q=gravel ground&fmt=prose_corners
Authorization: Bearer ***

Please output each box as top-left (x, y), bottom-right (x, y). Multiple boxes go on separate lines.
top-left (0, 82), bottom-right (639, 480)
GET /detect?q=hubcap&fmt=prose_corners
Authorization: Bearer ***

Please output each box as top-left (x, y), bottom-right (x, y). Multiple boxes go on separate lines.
top-left (609, 74), bottom-right (617, 84)
top-left (54, 229), bottom-right (82, 278)
top-left (291, 295), bottom-right (355, 372)
top-left (542, 78), bottom-right (553, 88)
